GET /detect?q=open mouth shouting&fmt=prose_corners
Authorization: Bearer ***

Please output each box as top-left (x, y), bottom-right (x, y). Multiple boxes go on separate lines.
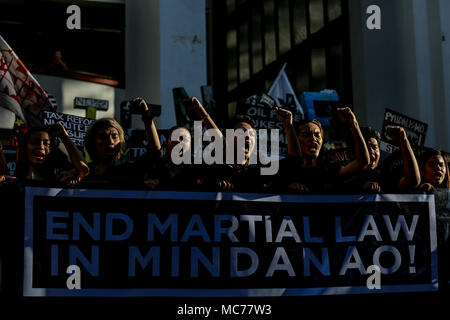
top-left (308, 142), bottom-right (320, 153)
top-left (104, 146), bottom-right (119, 156)
top-left (31, 151), bottom-right (46, 162)
top-left (433, 171), bottom-right (444, 183)
top-left (243, 139), bottom-right (251, 154)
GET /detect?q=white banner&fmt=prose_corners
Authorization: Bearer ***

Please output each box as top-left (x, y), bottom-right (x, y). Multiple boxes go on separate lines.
top-left (268, 63), bottom-right (304, 118)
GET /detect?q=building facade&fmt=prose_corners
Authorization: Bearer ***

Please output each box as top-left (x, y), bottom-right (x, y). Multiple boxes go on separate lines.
top-left (0, 0), bottom-right (449, 151)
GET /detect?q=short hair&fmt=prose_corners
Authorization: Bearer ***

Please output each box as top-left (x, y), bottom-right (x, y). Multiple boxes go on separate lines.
top-left (418, 149), bottom-right (450, 188)
top-left (297, 119), bottom-right (324, 138)
top-left (227, 114), bottom-right (256, 129)
top-left (360, 126), bottom-right (381, 144)
top-left (85, 118), bottom-right (125, 162)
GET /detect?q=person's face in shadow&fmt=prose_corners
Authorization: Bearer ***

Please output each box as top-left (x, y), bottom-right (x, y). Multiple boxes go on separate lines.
top-left (421, 154), bottom-right (446, 186)
top-left (298, 122), bottom-right (323, 160)
top-left (367, 137), bottom-right (380, 169)
top-left (95, 126), bottom-right (121, 162)
top-left (233, 122), bottom-right (256, 164)
top-left (27, 131), bottom-right (51, 165)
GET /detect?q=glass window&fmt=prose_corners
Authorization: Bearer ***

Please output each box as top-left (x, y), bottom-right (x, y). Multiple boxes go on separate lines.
top-left (293, 0), bottom-right (307, 44)
top-left (228, 101), bottom-right (237, 119)
top-left (309, 0), bottom-right (324, 34)
top-left (251, 6), bottom-right (263, 74)
top-left (237, 0), bottom-right (247, 7)
top-left (278, 0), bottom-right (291, 55)
top-left (210, 0), bottom-right (348, 125)
top-left (226, 0), bottom-right (236, 14)
top-left (265, 74), bottom-right (276, 92)
top-left (263, 0), bottom-right (276, 65)
top-left (239, 22), bottom-right (250, 83)
top-left (311, 47), bottom-right (326, 90)
top-left (292, 52), bottom-right (310, 93)
top-left (227, 28), bottom-right (238, 91)
top-left (329, 42), bottom-right (345, 94)
top-left (0, 0), bottom-right (125, 83)
top-left (328, 0), bottom-right (342, 22)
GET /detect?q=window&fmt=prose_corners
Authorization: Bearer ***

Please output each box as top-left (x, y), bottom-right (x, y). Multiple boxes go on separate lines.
top-left (278, 0), bottom-right (291, 55)
top-left (239, 22), bottom-right (250, 83)
top-left (0, 0), bottom-right (125, 86)
top-left (210, 0), bottom-right (351, 123)
top-left (263, 0), bottom-right (276, 65)
top-left (251, 6), bottom-right (263, 74)
top-left (227, 28), bottom-right (238, 91)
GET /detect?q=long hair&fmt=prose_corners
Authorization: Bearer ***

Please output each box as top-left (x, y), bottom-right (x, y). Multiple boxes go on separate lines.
top-left (418, 149), bottom-right (450, 188)
top-left (84, 118), bottom-right (125, 162)
top-left (15, 127), bottom-right (58, 179)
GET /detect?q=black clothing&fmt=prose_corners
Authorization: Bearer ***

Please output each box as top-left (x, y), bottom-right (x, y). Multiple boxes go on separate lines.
top-left (84, 149), bottom-right (162, 187)
top-left (341, 151), bottom-right (408, 193)
top-left (274, 156), bottom-right (341, 193)
top-left (145, 155), bottom-right (204, 191)
top-left (203, 163), bottom-right (271, 193)
top-left (15, 147), bottom-right (73, 182)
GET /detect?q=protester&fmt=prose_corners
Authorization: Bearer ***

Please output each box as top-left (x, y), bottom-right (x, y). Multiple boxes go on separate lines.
top-left (210, 114), bottom-right (275, 192)
top-left (15, 123), bottom-right (88, 184)
top-left (84, 98), bottom-right (161, 185)
top-left (418, 149), bottom-right (450, 191)
top-left (143, 125), bottom-right (202, 190)
top-left (274, 106), bottom-right (302, 158)
top-left (283, 107), bottom-right (370, 193)
top-left (179, 97), bottom-right (267, 192)
top-left (344, 126), bottom-right (420, 193)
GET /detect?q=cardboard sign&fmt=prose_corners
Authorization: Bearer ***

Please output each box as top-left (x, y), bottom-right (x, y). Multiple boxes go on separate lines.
top-left (241, 94), bottom-right (302, 157)
top-left (43, 111), bottom-right (95, 146)
top-left (380, 109), bottom-right (428, 153)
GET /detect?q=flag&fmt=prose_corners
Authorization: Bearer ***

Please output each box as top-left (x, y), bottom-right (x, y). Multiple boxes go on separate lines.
top-left (268, 63), bottom-right (304, 118)
top-left (0, 35), bottom-right (57, 127)
top-left (172, 87), bottom-right (190, 127)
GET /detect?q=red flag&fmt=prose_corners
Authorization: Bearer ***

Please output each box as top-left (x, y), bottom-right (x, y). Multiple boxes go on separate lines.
top-left (0, 35), bottom-right (57, 127)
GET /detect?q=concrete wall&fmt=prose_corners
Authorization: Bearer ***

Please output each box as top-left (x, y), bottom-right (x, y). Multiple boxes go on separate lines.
top-left (0, 0), bottom-right (207, 131)
top-left (0, 74), bottom-right (125, 129)
top-left (125, 0), bottom-right (207, 129)
top-left (349, 0), bottom-right (450, 151)
top-left (35, 74), bottom-right (125, 120)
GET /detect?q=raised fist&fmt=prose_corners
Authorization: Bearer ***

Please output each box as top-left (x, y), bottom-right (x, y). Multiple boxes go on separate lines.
top-left (336, 107), bottom-right (357, 125)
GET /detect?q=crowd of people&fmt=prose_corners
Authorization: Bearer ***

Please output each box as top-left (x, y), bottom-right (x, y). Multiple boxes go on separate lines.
top-left (0, 96), bottom-right (449, 296)
top-left (0, 96), bottom-right (449, 194)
